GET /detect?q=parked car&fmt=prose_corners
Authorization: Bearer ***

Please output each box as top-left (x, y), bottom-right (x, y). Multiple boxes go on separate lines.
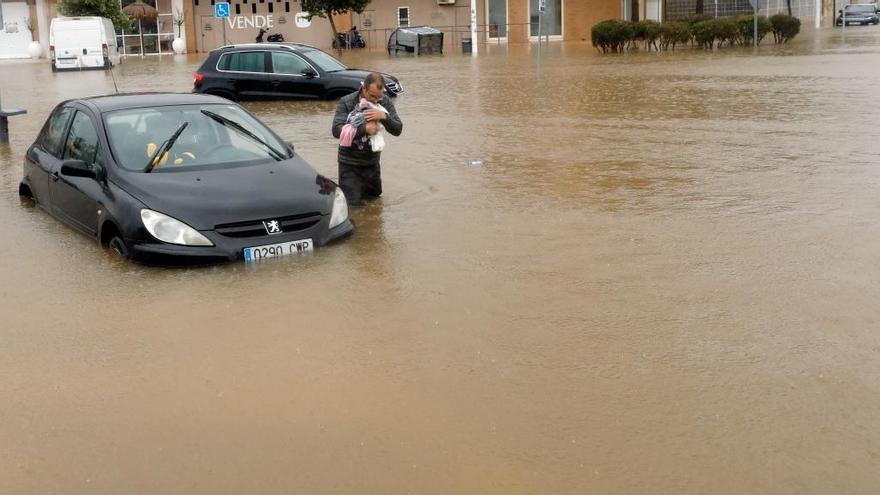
top-left (193, 43), bottom-right (404, 101)
top-left (836, 4), bottom-right (880, 25)
top-left (19, 93), bottom-right (353, 264)
top-left (49, 16), bottom-right (120, 72)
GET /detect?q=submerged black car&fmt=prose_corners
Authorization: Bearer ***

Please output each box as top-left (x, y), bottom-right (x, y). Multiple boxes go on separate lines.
top-left (19, 93), bottom-right (353, 264)
top-left (836, 4), bottom-right (880, 25)
top-left (193, 43), bottom-right (404, 101)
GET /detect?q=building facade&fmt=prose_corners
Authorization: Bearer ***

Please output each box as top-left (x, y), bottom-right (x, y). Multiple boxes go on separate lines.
top-left (2, 0), bottom-right (829, 59)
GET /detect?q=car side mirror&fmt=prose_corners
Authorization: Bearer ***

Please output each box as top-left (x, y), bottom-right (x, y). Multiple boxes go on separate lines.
top-left (286, 141), bottom-right (295, 156)
top-left (301, 68), bottom-right (318, 79)
top-left (60, 159), bottom-right (97, 180)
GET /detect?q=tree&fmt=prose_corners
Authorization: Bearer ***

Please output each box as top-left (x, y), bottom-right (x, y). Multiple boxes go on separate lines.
top-left (300, 0), bottom-right (371, 41)
top-left (58, 0), bottom-right (132, 31)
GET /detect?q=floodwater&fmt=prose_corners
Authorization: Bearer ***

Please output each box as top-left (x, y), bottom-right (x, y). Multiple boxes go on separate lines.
top-left (2, 27), bottom-right (879, 493)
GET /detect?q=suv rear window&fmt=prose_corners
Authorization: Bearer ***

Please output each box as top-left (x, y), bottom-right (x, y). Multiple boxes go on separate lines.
top-left (219, 51), bottom-right (266, 73)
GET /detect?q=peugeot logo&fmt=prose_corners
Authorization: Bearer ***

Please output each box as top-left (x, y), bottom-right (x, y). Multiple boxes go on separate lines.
top-left (263, 220), bottom-right (282, 235)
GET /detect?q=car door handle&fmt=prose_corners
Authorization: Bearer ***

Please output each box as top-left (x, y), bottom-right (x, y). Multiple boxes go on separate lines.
top-left (51, 171), bottom-right (60, 182)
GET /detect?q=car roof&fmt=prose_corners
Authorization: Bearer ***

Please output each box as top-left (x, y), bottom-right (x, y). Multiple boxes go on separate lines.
top-left (75, 92), bottom-right (231, 113)
top-left (214, 42), bottom-right (320, 53)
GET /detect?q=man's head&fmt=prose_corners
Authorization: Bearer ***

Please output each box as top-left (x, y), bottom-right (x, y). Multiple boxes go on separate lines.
top-left (360, 72), bottom-right (386, 104)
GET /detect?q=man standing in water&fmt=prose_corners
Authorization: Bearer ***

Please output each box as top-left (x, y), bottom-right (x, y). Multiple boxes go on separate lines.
top-left (331, 72), bottom-right (403, 205)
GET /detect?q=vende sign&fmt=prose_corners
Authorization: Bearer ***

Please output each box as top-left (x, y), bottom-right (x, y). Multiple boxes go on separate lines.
top-left (226, 15), bottom-right (274, 29)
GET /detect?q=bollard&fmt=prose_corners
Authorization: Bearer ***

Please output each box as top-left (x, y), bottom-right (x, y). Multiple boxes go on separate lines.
top-left (0, 92), bottom-right (28, 145)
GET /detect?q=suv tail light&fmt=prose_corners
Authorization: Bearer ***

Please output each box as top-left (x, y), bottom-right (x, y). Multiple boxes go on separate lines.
top-left (49, 45), bottom-right (55, 60)
top-left (102, 43), bottom-right (109, 58)
top-left (193, 72), bottom-right (204, 86)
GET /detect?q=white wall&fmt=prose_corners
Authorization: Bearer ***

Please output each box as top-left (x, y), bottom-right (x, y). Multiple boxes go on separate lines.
top-left (0, 2), bottom-right (34, 59)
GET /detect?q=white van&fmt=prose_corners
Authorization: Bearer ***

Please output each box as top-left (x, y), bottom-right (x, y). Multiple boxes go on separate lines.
top-left (49, 17), bottom-right (120, 71)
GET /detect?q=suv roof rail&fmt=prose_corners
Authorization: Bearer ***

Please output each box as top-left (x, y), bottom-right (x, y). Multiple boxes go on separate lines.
top-left (215, 42), bottom-right (319, 51)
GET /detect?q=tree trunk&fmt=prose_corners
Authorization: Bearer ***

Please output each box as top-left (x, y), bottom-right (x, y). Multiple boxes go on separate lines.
top-left (786, 0), bottom-right (792, 16)
top-left (327, 10), bottom-right (338, 44)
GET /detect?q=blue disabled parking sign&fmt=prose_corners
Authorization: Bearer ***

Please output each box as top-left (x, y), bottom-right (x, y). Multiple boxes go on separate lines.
top-left (215, 2), bottom-right (230, 18)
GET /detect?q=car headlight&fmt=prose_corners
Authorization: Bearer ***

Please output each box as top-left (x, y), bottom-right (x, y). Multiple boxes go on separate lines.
top-left (140, 209), bottom-right (213, 246)
top-left (328, 187), bottom-right (348, 229)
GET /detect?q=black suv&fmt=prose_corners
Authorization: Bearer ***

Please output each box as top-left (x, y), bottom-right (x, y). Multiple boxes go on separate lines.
top-left (193, 43), bottom-right (404, 101)
top-left (836, 4), bottom-right (880, 25)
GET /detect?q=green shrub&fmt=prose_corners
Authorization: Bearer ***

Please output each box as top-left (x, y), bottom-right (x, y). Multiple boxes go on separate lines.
top-left (591, 19), bottom-right (635, 53)
top-left (691, 20), bottom-right (718, 49)
top-left (714, 17), bottom-right (739, 46)
top-left (770, 14), bottom-right (800, 43)
top-left (659, 22), bottom-right (691, 50)
top-left (636, 20), bottom-right (662, 50)
top-left (734, 15), bottom-right (772, 45)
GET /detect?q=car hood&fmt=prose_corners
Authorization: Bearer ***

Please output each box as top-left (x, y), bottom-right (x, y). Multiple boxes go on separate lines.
top-left (117, 155), bottom-right (333, 230)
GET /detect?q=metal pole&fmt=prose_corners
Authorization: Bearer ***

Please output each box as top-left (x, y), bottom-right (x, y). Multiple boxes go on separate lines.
top-left (815, 0), bottom-right (821, 27)
top-left (536, 9), bottom-right (542, 78)
top-left (754, 0), bottom-right (758, 47)
top-left (222, 17), bottom-right (227, 45)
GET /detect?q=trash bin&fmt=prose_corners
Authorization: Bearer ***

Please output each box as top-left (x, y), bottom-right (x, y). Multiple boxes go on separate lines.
top-left (462, 38), bottom-right (472, 54)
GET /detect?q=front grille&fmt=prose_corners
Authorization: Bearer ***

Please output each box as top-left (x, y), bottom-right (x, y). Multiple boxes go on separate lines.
top-left (214, 212), bottom-right (322, 238)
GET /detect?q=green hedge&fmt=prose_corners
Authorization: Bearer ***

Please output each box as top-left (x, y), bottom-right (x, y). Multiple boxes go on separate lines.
top-left (770, 14), bottom-right (801, 43)
top-left (591, 14), bottom-right (800, 53)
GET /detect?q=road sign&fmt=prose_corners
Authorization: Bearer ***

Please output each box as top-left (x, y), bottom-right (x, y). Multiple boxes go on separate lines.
top-left (215, 2), bottom-right (230, 19)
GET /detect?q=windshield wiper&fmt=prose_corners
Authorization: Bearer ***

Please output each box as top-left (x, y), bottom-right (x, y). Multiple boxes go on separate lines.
top-left (200, 109), bottom-right (286, 161)
top-left (145, 122), bottom-right (189, 173)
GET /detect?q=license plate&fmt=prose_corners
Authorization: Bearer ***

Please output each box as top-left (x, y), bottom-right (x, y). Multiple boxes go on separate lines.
top-left (243, 238), bottom-right (313, 262)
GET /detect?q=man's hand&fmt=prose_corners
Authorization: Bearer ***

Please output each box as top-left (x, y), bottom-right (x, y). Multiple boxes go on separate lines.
top-left (365, 122), bottom-right (380, 135)
top-left (364, 109), bottom-right (386, 122)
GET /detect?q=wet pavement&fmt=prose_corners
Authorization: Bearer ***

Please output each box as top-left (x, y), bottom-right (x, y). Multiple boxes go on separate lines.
top-left (2, 27), bottom-right (880, 493)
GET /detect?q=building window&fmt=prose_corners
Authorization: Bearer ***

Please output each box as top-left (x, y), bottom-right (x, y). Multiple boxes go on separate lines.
top-left (235, 3), bottom-right (241, 14)
top-left (118, 0), bottom-right (175, 56)
top-left (397, 6), bottom-right (410, 27)
top-left (252, 3), bottom-right (257, 13)
top-left (268, 2), bottom-right (273, 12)
top-left (285, 1), bottom-right (290, 12)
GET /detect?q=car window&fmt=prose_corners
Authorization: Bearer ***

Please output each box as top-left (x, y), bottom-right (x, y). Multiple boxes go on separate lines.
top-left (303, 49), bottom-right (347, 72)
top-left (271, 52), bottom-right (311, 75)
top-left (63, 111), bottom-right (100, 166)
top-left (40, 107), bottom-right (73, 158)
top-left (220, 51), bottom-right (266, 73)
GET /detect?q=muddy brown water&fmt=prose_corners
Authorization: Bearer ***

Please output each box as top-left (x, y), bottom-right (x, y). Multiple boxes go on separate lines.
top-left (1, 27), bottom-right (879, 494)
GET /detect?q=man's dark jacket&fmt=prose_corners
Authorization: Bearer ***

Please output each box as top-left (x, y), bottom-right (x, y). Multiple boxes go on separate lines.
top-left (331, 91), bottom-right (403, 167)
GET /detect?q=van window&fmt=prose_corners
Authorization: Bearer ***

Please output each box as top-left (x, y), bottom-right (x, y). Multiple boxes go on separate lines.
top-left (40, 107), bottom-right (73, 158)
top-left (219, 52), bottom-right (267, 73)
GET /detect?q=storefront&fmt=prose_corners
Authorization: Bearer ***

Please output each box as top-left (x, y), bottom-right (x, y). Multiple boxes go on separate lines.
top-left (117, 0), bottom-right (185, 55)
top-left (186, 0), bottom-right (340, 53)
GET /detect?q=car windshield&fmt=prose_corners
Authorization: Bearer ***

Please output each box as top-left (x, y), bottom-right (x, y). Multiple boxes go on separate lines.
top-left (104, 103), bottom-right (288, 172)
top-left (304, 49), bottom-right (347, 72)
top-left (845, 5), bottom-right (874, 12)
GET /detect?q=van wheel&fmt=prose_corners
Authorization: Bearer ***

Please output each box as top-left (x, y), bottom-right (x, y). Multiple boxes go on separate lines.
top-left (51, 63), bottom-right (57, 73)
top-left (108, 235), bottom-right (129, 259)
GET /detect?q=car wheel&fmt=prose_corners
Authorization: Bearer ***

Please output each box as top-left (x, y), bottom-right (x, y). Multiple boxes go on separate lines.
top-left (108, 235), bottom-right (129, 259)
